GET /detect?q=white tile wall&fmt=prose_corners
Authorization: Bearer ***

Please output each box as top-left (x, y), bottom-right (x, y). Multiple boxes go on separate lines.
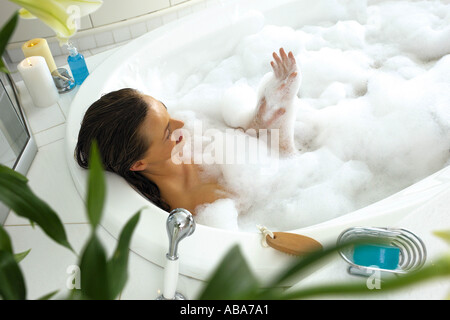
top-left (76, 35), bottom-right (97, 51)
top-left (4, 0), bottom-right (210, 75)
top-left (112, 27), bottom-right (132, 43)
top-left (162, 11), bottom-right (179, 25)
top-left (129, 22), bottom-right (148, 38)
top-left (89, 0), bottom-right (171, 27)
top-left (94, 31), bottom-right (115, 48)
top-left (146, 16), bottom-right (164, 31)
top-left (171, 0), bottom-right (189, 5)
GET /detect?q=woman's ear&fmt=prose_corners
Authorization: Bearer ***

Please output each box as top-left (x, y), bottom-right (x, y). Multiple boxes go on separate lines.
top-left (130, 160), bottom-right (146, 172)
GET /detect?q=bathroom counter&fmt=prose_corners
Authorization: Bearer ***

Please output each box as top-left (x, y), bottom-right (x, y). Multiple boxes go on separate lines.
top-left (4, 44), bottom-right (449, 300)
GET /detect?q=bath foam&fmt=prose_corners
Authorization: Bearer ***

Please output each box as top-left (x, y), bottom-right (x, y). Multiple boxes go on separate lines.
top-left (365, 0), bottom-right (450, 61)
top-left (112, 0), bottom-right (450, 232)
top-left (195, 198), bottom-right (240, 231)
top-left (194, 2), bottom-right (450, 232)
top-left (220, 81), bottom-right (257, 129)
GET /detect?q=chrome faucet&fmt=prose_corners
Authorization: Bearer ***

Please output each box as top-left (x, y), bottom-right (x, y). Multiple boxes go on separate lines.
top-left (157, 208), bottom-right (196, 300)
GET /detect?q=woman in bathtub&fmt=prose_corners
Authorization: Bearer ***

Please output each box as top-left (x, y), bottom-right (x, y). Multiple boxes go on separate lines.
top-left (75, 48), bottom-right (301, 213)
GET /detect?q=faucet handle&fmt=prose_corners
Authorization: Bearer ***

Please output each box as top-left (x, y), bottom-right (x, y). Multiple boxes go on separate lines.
top-left (166, 208), bottom-right (196, 260)
top-left (159, 208), bottom-right (196, 300)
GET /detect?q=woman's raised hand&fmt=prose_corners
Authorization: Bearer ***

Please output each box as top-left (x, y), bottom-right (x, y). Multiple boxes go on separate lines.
top-left (249, 48), bottom-right (301, 129)
top-left (271, 48), bottom-right (298, 83)
top-left (246, 48), bottom-right (301, 155)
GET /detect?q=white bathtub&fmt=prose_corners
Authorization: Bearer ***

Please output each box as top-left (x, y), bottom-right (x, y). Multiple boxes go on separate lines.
top-left (66, 0), bottom-right (450, 285)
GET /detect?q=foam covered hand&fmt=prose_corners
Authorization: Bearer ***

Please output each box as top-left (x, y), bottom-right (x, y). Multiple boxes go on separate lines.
top-left (267, 48), bottom-right (301, 108)
top-left (248, 48), bottom-right (301, 155)
top-left (251, 48), bottom-right (301, 129)
top-left (271, 48), bottom-right (300, 91)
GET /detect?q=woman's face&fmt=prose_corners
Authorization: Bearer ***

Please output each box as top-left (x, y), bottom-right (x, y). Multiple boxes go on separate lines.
top-left (130, 95), bottom-right (184, 172)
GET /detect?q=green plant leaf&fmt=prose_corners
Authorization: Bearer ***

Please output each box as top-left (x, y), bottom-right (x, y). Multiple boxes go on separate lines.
top-left (281, 254), bottom-right (450, 300)
top-left (1, 224), bottom-right (30, 271)
top-left (0, 164), bottom-right (73, 252)
top-left (14, 248), bottom-right (31, 263)
top-left (0, 250), bottom-right (26, 300)
top-left (197, 245), bottom-right (260, 300)
top-left (265, 242), bottom-right (350, 289)
top-left (0, 11), bottom-right (19, 74)
top-left (79, 233), bottom-right (110, 300)
top-left (37, 290), bottom-right (59, 300)
top-left (0, 225), bottom-right (13, 254)
top-left (434, 230), bottom-right (450, 245)
top-left (107, 210), bottom-right (141, 298)
top-left (67, 288), bottom-right (83, 300)
top-left (263, 236), bottom-right (387, 292)
top-left (0, 164), bottom-right (27, 182)
top-left (86, 141), bottom-right (105, 229)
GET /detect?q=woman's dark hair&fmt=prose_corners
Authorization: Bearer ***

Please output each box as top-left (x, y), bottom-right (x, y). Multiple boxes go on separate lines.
top-left (75, 88), bottom-right (171, 212)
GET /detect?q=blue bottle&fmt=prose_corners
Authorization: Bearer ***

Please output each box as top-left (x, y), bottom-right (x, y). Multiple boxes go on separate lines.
top-left (67, 43), bottom-right (89, 85)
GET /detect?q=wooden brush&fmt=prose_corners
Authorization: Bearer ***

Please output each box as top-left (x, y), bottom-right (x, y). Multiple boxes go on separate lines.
top-left (265, 232), bottom-right (323, 256)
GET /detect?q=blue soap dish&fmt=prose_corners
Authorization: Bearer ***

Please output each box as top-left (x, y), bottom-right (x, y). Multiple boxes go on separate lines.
top-left (337, 227), bottom-right (426, 277)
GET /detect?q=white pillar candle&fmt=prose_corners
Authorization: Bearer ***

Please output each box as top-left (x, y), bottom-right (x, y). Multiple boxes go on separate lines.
top-left (17, 56), bottom-right (59, 108)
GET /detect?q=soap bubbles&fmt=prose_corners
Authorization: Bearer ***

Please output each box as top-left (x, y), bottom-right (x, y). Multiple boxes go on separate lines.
top-left (110, 0), bottom-right (450, 232)
top-left (220, 82), bottom-right (257, 128)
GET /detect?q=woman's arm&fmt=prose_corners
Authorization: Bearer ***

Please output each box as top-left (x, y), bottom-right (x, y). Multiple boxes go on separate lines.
top-left (246, 48), bottom-right (301, 154)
